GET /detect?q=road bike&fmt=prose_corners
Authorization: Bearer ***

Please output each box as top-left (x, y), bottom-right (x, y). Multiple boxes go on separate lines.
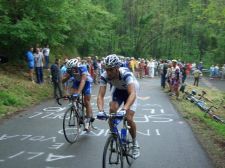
top-left (183, 90), bottom-right (225, 124)
top-left (57, 94), bottom-right (95, 143)
top-left (97, 112), bottom-right (135, 168)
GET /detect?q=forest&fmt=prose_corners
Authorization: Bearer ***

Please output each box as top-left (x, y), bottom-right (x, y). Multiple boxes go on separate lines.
top-left (0, 0), bottom-right (224, 66)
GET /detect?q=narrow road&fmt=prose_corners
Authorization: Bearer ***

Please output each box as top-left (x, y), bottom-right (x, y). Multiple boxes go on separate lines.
top-left (0, 78), bottom-right (214, 168)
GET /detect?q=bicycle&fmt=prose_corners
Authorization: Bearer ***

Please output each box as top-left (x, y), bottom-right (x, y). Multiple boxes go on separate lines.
top-left (183, 90), bottom-right (206, 103)
top-left (197, 100), bottom-right (225, 124)
top-left (57, 94), bottom-right (95, 143)
top-left (97, 112), bottom-right (135, 168)
top-left (183, 90), bottom-right (225, 124)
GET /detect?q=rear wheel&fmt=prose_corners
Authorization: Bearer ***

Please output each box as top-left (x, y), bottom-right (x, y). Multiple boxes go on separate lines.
top-left (63, 108), bottom-right (80, 143)
top-left (103, 135), bottom-right (123, 168)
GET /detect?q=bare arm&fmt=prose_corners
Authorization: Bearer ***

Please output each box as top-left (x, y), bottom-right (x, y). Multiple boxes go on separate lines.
top-left (62, 73), bottom-right (70, 83)
top-left (123, 83), bottom-right (136, 110)
top-left (97, 85), bottom-right (107, 111)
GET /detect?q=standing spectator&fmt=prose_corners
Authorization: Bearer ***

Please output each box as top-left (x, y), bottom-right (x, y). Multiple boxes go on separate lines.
top-left (161, 60), bottom-right (168, 89)
top-left (221, 64), bottom-right (225, 80)
top-left (209, 65), bottom-right (215, 79)
top-left (42, 44), bottom-right (50, 69)
top-left (193, 67), bottom-right (202, 86)
top-left (169, 60), bottom-right (181, 99)
top-left (214, 64), bottom-right (219, 77)
top-left (50, 58), bottom-right (63, 98)
top-left (181, 64), bottom-right (187, 83)
top-left (25, 47), bottom-right (35, 83)
top-left (60, 58), bottom-right (70, 97)
top-left (166, 62), bottom-right (172, 91)
top-left (34, 48), bottom-right (45, 84)
top-left (139, 59), bottom-right (145, 79)
top-left (92, 56), bottom-right (99, 84)
top-left (197, 62), bottom-right (203, 72)
top-left (148, 59), bottom-right (155, 78)
top-left (186, 63), bottom-right (192, 78)
top-left (191, 62), bottom-right (196, 74)
top-left (129, 57), bottom-right (136, 73)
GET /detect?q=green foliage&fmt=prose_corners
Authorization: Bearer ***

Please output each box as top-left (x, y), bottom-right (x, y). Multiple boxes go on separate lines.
top-left (0, 0), bottom-right (224, 64)
top-left (0, 91), bottom-right (22, 106)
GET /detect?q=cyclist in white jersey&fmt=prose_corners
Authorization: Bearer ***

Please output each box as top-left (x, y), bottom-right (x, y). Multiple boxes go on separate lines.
top-left (97, 54), bottom-right (140, 159)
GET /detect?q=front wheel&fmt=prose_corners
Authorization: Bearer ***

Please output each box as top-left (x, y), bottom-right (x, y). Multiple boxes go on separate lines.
top-left (125, 133), bottom-right (134, 166)
top-left (63, 107), bottom-right (80, 143)
top-left (103, 135), bottom-right (123, 168)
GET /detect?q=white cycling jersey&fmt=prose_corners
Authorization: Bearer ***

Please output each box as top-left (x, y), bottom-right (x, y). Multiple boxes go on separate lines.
top-left (100, 67), bottom-right (139, 90)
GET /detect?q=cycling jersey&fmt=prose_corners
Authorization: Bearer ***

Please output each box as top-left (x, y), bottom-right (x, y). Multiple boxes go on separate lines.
top-left (100, 67), bottom-right (139, 111)
top-left (100, 67), bottom-right (139, 90)
top-left (68, 65), bottom-right (93, 95)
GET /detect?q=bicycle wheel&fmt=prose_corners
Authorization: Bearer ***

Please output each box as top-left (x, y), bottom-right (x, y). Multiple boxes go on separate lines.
top-left (103, 135), bottom-right (123, 168)
top-left (125, 133), bottom-right (134, 166)
top-left (63, 107), bottom-right (80, 143)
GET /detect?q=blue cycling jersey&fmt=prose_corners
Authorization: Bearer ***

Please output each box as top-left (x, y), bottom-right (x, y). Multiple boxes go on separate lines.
top-left (70, 65), bottom-right (93, 83)
top-left (68, 65), bottom-right (93, 95)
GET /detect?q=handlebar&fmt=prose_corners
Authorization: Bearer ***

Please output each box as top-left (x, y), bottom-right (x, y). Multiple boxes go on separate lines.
top-left (97, 112), bottom-right (125, 120)
top-left (56, 95), bottom-right (80, 106)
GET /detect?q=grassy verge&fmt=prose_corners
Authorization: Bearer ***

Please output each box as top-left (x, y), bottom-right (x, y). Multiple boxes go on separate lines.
top-left (0, 65), bottom-right (52, 117)
top-left (169, 85), bottom-right (225, 168)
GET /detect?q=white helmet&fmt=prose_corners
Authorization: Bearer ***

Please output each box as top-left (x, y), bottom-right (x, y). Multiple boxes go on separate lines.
top-left (66, 59), bottom-right (79, 69)
top-left (103, 54), bottom-right (121, 68)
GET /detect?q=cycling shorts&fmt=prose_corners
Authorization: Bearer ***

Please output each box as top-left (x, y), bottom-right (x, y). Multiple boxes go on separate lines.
top-left (72, 80), bottom-right (92, 96)
top-left (28, 61), bottom-right (34, 70)
top-left (112, 88), bottom-right (137, 112)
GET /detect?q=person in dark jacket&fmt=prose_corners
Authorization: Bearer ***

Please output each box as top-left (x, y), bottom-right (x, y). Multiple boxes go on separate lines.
top-left (50, 58), bottom-right (63, 98)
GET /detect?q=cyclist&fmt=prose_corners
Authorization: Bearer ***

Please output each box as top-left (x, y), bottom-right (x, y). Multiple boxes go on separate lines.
top-left (97, 54), bottom-right (140, 159)
top-left (62, 58), bottom-right (93, 131)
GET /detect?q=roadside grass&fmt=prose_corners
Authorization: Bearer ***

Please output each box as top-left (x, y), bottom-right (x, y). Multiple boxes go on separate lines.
top-left (0, 66), bottom-right (52, 117)
top-left (169, 84), bottom-right (225, 168)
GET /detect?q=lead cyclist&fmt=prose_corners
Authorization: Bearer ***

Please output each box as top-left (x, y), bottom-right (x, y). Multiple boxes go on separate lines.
top-left (97, 54), bottom-right (140, 159)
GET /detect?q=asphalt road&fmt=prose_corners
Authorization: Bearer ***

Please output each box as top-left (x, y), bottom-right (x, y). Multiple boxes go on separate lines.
top-left (0, 78), bottom-right (214, 168)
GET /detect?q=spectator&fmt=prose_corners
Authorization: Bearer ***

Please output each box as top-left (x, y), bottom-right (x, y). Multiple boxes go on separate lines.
top-left (129, 57), bottom-right (136, 73)
top-left (92, 56), bottom-right (99, 84)
top-left (50, 58), bottom-right (63, 98)
top-left (193, 67), bottom-right (202, 86)
top-left (25, 47), bottom-right (35, 83)
top-left (139, 59), bottom-right (145, 79)
top-left (34, 48), bottom-right (45, 84)
top-left (214, 64), bottom-right (219, 77)
top-left (197, 61), bottom-right (203, 72)
top-left (221, 64), bottom-right (225, 80)
top-left (42, 44), bottom-right (50, 69)
top-left (60, 58), bottom-right (70, 96)
top-left (169, 60), bottom-right (181, 99)
top-left (209, 65), bottom-right (215, 79)
top-left (161, 60), bottom-right (168, 89)
top-left (148, 59), bottom-right (155, 78)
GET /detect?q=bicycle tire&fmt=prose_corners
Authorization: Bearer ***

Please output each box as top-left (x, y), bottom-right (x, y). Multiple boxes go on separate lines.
top-left (63, 107), bottom-right (80, 143)
top-left (125, 133), bottom-right (134, 166)
top-left (103, 135), bottom-right (123, 168)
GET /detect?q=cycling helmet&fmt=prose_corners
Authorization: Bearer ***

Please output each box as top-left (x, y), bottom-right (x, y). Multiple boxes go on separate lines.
top-left (103, 54), bottom-right (121, 68)
top-left (66, 58), bottom-right (79, 69)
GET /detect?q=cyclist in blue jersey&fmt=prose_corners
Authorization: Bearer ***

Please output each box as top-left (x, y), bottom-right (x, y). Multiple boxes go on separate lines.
top-left (97, 54), bottom-right (140, 159)
top-left (62, 58), bottom-right (93, 131)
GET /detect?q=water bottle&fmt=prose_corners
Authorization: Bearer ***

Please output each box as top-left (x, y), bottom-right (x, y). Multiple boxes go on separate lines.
top-left (121, 128), bottom-right (127, 143)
